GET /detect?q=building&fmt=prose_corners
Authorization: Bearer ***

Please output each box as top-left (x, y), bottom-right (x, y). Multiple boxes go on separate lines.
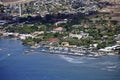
top-left (19, 34), bottom-right (33, 40)
top-left (69, 31), bottom-right (89, 39)
top-left (32, 31), bottom-right (44, 36)
top-left (54, 19), bottom-right (67, 26)
top-left (51, 27), bottom-right (64, 33)
top-left (61, 42), bottom-right (69, 47)
top-left (47, 38), bottom-right (59, 46)
top-left (48, 38), bottom-right (59, 43)
top-left (99, 45), bottom-right (120, 54)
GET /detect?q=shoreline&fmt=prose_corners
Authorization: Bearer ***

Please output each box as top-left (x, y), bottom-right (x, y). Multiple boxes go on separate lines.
top-left (24, 50), bottom-right (102, 58)
top-left (24, 47), bottom-right (115, 58)
top-left (0, 36), bottom-right (120, 57)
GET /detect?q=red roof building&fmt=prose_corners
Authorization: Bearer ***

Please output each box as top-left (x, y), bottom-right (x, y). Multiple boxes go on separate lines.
top-left (48, 38), bottom-right (59, 43)
top-left (53, 27), bottom-right (63, 32)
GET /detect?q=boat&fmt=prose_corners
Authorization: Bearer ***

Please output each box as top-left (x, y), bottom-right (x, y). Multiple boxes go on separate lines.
top-left (25, 50), bottom-right (30, 53)
top-left (7, 54), bottom-right (11, 56)
top-left (41, 49), bottom-right (45, 51)
top-left (108, 53), bottom-right (115, 55)
top-left (87, 54), bottom-right (94, 57)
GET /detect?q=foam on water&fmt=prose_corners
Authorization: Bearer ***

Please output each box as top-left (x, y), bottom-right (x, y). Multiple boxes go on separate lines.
top-left (101, 68), bottom-right (115, 72)
top-left (107, 65), bottom-right (117, 69)
top-left (96, 61), bottom-right (120, 72)
top-left (59, 54), bottom-right (120, 72)
top-left (59, 55), bottom-right (85, 63)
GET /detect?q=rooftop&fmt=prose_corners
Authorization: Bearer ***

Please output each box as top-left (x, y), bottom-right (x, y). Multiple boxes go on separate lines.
top-left (48, 38), bottom-right (59, 42)
top-left (54, 27), bottom-right (63, 31)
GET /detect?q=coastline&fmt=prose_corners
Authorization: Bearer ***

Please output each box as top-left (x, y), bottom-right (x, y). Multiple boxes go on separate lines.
top-left (24, 46), bottom-right (117, 58)
top-left (0, 34), bottom-right (120, 58)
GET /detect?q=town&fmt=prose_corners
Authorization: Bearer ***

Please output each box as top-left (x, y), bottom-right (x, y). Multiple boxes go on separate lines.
top-left (0, 0), bottom-right (120, 57)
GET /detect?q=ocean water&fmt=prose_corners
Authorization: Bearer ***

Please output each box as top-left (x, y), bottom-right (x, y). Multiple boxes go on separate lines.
top-left (0, 39), bottom-right (120, 80)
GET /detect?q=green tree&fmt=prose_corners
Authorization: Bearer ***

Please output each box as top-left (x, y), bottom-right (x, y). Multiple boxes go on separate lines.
top-left (23, 37), bottom-right (35, 46)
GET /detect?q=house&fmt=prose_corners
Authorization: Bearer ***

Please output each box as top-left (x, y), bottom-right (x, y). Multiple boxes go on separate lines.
top-left (32, 31), bottom-right (44, 36)
top-left (69, 33), bottom-right (82, 39)
top-left (99, 45), bottom-right (120, 53)
top-left (61, 42), bottom-right (76, 48)
top-left (48, 38), bottom-right (59, 42)
top-left (61, 42), bottom-right (69, 47)
top-left (3, 32), bottom-right (19, 37)
top-left (68, 45), bottom-right (77, 48)
top-left (51, 27), bottom-right (64, 33)
top-left (47, 38), bottom-right (59, 46)
top-left (19, 34), bottom-right (33, 40)
top-left (99, 47), bottom-right (113, 53)
top-left (116, 40), bottom-right (120, 44)
top-left (69, 31), bottom-right (89, 39)
top-left (55, 19), bottom-right (67, 26)
top-left (90, 43), bottom-right (98, 48)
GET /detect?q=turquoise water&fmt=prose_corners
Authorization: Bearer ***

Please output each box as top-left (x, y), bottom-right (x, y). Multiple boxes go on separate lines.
top-left (0, 39), bottom-right (120, 80)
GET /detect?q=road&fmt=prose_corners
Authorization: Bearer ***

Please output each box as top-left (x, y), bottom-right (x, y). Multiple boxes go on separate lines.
top-left (0, 0), bottom-right (36, 5)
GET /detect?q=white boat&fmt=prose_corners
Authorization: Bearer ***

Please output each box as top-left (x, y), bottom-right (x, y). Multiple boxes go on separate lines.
top-left (74, 53), bottom-right (79, 55)
top-left (94, 54), bottom-right (100, 57)
top-left (108, 53), bottom-right (115, 55)
top-left (88, 54), bottom-right (93, 57)
top-left (41, 49), bottom-right (45, 51)
top-left (7, 54), bottom-right (11, 56)
top-left (30, 50), bottom-right (35, 52)
top-left (64, 48), bottom-right (69, 51)
top-left (78, 53), bottom-right (84, 56)
top-left (107, 66), bottom-right (116, 69)
top-left (55, 51), bottom-right (61, 53)
top-left (31, 45), bottom-right (40, 48)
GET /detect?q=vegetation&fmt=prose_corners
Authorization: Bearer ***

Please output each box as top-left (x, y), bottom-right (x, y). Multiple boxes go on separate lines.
top-left (2, 8), bottom-right (120, 49)
top-left (23, 37), bottom-right (42, 46)
top-left (23, 37), bottom-right (35, 46)
top-left (4, 14), bottom-right (120, 48)
top-left (6, 24), bottom-right (38, 34)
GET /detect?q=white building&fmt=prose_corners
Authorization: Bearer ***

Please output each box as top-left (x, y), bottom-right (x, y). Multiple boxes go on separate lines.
top-left (99, 45), bottom-right (120, 53)
top-left (19, 34), bottom-right (33, 40)
top-left (3, 32), bottom-right (19, 37)
top-left (69, 31), bottom-right (89, 39)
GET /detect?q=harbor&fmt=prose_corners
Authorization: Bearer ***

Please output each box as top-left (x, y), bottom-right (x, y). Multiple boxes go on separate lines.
top-left (24, 47), bottom-right (108, 58)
